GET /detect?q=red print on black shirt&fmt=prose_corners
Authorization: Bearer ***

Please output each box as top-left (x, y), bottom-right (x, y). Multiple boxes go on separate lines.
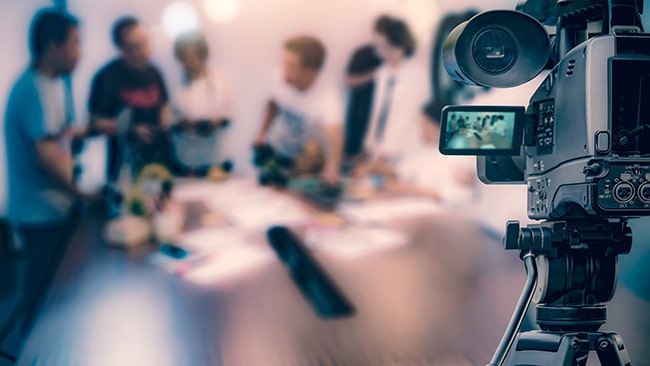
top-left (120, 86), bottom-right (161, 109)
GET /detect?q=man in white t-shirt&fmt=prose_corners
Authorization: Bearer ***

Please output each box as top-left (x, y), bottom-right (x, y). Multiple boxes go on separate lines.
top-left (253, 35), bottom-right (343, 185)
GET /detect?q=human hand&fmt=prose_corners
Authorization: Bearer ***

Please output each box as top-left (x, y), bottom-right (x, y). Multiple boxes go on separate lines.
top-left (369, 157), bottom-right (397, 180)
top-left (253, 133), bottom-right (267, 148)
top-left (210, 116), bottom-right (229, 128)
top-left (352, 161), bottom-right (373, 180)
top-left (321, 168), bottom-right (340, 187)
top-left (67, 126), bottom-right (88, 139)
top-left (134, 125), bottom-right (153, 144)
top-left (94, 119), bottom-right (118, 135)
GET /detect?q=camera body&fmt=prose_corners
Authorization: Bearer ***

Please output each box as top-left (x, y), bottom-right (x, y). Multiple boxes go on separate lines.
top-left (527, 33), bottom-right (650, 219)
top-left (439, 0), bottom-right (650, 220)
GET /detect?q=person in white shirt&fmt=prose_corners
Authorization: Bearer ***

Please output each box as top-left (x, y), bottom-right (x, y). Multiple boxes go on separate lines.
top-left (253, 35), bottom-right (344, 186)
top-left (170, 30), bottom-right (234, 176)
top-left (354, 17), bottom-right (429, 180)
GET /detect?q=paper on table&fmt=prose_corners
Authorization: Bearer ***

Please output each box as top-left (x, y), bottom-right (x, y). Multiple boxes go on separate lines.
top-left (203, 188), bottom-right (274, 213)
top-left (176, 226), bottom-right (250, 254)
top-left (304, 227), bottom-right (408, 259)
top-left (172, 180), bottom-right (222, 203)
top-left (172, 178), bottom-right (259, 204)
top-left (339, 198), bottom-right (443, 225)
top-left (227, 199), bottom-right (310, 230)
top-left (149, 226), bottom-right (250, 274)
top-left (189, 179), bottom-right (280, 212)
top-left (182, 245), bottom-right (275, 285)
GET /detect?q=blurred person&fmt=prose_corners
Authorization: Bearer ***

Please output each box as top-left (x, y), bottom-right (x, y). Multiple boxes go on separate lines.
top-left (88, 16), bottom-right (171, 215)
top-left (343, 15), bottom-right (392, 164)
top-left (253, 35), bottom-right (343, 186)
top-left (354, 17), bottom-right (429, 181)
top-left (394, 116), bottom-right (476, 204)
top-left (2, 8), bottom-right (89, 357)
top-left (170, 30), bottom-right (234, 177)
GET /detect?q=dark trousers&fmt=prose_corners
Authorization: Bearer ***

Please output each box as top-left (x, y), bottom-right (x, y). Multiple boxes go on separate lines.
top-left (0, 204), bottom-right (81, 360)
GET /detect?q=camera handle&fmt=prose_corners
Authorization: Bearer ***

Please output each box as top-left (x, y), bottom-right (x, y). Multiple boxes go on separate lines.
top-left (488, 220), bottom-right (633, 366)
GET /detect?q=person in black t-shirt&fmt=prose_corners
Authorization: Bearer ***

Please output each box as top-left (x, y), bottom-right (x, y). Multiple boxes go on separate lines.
top-left (343, 16), bottom-right (391, 166)
top-left (88, 16), bottom-right (170, 203)
top-left (344, 45), bottom-right (381, 161)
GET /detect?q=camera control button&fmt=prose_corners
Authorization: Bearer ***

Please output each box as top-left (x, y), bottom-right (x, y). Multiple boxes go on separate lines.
top-left (595, 131), bottom-right (610, 153)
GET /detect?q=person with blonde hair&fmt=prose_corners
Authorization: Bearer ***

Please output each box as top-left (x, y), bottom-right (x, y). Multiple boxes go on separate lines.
top-left (170, 30), bottom-right (234, 177)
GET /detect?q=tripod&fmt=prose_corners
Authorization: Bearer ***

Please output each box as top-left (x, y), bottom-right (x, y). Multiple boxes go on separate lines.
top-left (488, 219), bottom-right (634, 366)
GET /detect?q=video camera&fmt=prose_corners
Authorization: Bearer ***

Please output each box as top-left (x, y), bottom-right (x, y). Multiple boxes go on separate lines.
top-left (439, 1), bottom-right (648, 364)
top-left (439, 0), bottom-right (649, 221)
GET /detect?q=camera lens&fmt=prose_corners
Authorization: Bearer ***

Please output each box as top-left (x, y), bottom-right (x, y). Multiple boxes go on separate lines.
top-left (613, 181), bottom-right (635, 203)
top-left (472, 28), bottom-right (517, 73)
top-left (638, 182), bottom-right (650, 202)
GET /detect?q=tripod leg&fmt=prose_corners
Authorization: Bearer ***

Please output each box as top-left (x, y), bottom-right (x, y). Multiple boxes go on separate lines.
top-left (595, 333), bottom-right (632, 366)
top-left (488, 253), bottom-right (538, 366)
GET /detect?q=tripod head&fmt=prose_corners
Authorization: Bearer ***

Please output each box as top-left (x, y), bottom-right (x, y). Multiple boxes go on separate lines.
top-left (506, 220), bottom-right (632, 331)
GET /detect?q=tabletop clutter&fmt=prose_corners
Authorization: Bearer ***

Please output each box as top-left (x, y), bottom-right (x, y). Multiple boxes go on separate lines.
top-left (103, 163), bottom-right (186, 248)
top-left (100, 158), bottom-right (466, 293)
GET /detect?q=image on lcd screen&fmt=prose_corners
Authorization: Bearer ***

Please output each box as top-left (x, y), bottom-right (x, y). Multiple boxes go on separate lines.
top-left (443, 111), bottom-right (517, 150)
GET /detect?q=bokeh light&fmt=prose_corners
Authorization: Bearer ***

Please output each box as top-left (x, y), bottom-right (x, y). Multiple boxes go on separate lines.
top-left (161, 1), bottom-right (200, 39)
top-left (204, 0), bottom-right (241, 24)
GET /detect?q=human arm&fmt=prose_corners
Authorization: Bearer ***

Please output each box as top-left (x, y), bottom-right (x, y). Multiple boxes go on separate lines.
top-left (35, 138), bottom-right (78, 196)
top-left (88, 67), bottom-right (120, 136)
top-left (346, 72), bottom-right (376, 88)
top-left (346, 45), bottom-right (381, 89)
top-left (321, 123), bottom-right (344, 185)
top-left (23, 88), bottom-right (88, 198)
top-left (254, 100), bottom-right (278, 147)
top-left (89, 116), bottom-right (119, 135)
top-left (130, 102), bottom-right (172, 144)
top-left (159, 103), bottom-right (172, 130)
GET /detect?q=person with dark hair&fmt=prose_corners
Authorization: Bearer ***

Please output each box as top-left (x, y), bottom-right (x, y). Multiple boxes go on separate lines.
top-left (354, 16), bottom-right (429, 180)
top-left (88, 16), bottom-right (170, 216)
top-left (3, 8), bottom-right (89, 358)
top-left (170, 30), bottom-right (235, 177)
top-left (342, 15), bottom-right (392, 164)
top-left (253, 35), bottom-right (343, 186)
